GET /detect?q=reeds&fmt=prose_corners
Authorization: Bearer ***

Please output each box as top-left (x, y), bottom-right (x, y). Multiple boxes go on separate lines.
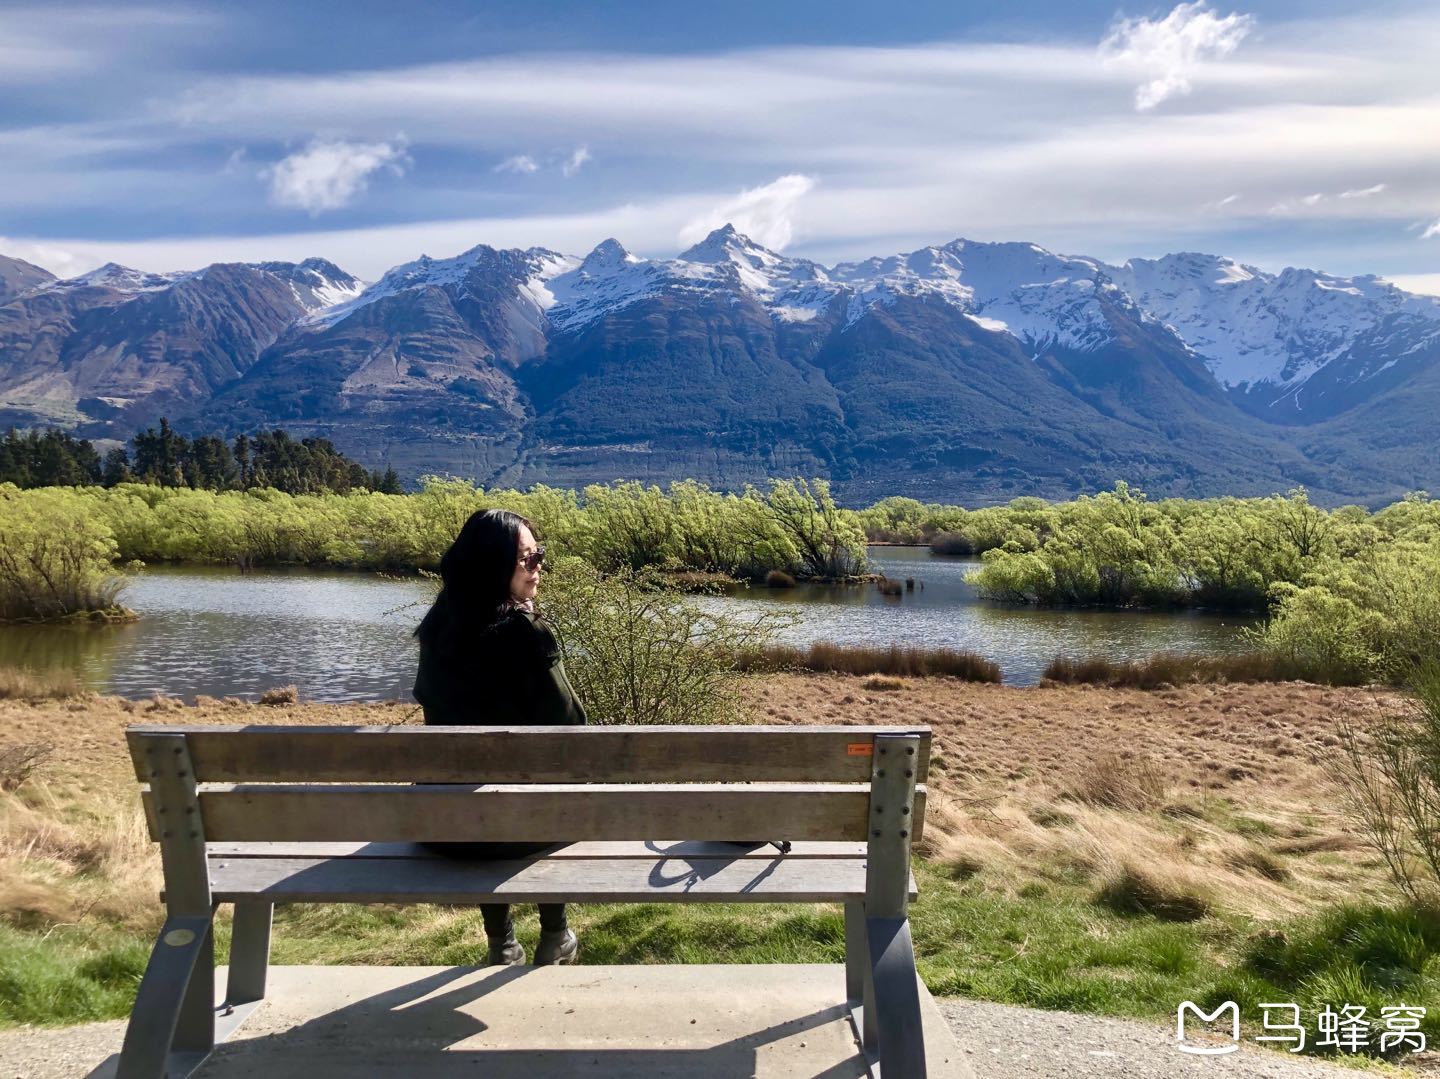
top-left (1041, 651), bottom-right (1334, 689)
top-left (0, 665), bottom-right (81, 701)
top-left (730, 640), bottom-right (1001, 682)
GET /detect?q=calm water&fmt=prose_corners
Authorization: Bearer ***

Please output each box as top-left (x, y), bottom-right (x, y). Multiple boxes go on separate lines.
top-left (0, 548), bottom-right (1258, 700)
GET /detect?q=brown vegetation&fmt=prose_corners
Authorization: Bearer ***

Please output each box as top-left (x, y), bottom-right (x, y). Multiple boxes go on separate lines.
top-left (731, 641), bottom-right (1002, 682)
top-left (0, 675), bottom-right (1399, 939)
top-left (1042, 651), bottom-right (1321, 690)
top-left (0, 665), bottom-right (80, 701)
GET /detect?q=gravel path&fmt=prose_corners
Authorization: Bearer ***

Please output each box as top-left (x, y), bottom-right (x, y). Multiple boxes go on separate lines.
top-left (3, 1001), bottom-right (1430, 1079)
top-left (938, 999), bottom-right (1430, 1078)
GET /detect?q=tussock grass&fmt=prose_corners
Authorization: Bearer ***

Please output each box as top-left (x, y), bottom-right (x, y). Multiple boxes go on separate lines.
top-left (258, 684), bottom-right (299, 706)
top-left (1095, 862), bottom-right (1214, 922)
top-left (1063, 753), bottom-right (1167, 811)
top-left (731, 641), bottom-right (1001, 682)
top-left (1041, 651), bottom-right (1348, 689)
top-left (763, 570), bottom-right (796, 589)
top-left (0, 665), bottom-right (81, 701)
top-left (861, 675), bottom-right (905, 692)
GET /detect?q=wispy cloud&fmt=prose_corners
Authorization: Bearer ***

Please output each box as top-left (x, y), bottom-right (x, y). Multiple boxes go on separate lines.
top-left (1100, 2), bottom-right (1255, 111)
top-left (261, 138), bottom-right (409, 214)
top-left (1423, 220), bottom-right (1440, 240)
top-left (495, 154), bottom-right (539, 174)
top-left (679, 174), bottom-right (816, 251)
top-left (1339, 183), bottom-right (1386, 199)
top-left (562, 145), bottom-right (592, 177)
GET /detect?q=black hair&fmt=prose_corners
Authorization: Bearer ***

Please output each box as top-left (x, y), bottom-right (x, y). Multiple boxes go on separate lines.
top-left (414, 508), bottom-right (537, 652)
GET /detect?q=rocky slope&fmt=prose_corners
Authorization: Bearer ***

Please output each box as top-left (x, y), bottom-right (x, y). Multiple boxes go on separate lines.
top-left (2, 229), bottom-right (1437, 504)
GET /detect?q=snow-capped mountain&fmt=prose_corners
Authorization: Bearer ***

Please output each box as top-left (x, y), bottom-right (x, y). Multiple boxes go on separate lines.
top-left (0, 257), bottom-right (365, 428)
top-left (4, 226), bottom-right (1440, 504)
top-left (313, 224), bottom-right (1440, 421)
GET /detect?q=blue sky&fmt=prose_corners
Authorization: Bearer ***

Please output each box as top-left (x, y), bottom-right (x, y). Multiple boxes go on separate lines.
top-left (3, 0), bottom-right (1438, 291)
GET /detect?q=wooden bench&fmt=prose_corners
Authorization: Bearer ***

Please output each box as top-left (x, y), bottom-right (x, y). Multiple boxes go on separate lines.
top-left (118, 723), bottom-right (932, 1078)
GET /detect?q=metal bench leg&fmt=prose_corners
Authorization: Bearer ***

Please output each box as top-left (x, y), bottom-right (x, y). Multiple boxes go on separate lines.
top-left (867, 915), bottom-right (926, 1079)
top-left (845, 901), bottom-right (878, 1050)
top-left (226, 902), bottom-right (272, 1006)
top-left (116, 914), bottom-right (215, 1079)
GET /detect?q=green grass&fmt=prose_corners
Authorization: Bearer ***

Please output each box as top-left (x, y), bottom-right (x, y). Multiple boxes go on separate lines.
top-left (3, 860), bottom-right (1435, 1065)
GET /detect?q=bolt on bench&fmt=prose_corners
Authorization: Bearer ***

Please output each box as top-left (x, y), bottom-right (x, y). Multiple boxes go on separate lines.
top-left (119, 723), bottom-right (932, 1079)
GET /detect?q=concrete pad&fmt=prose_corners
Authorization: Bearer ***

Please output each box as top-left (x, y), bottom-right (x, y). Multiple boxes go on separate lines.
top-left (86, 964), bottom-right (972, 1079)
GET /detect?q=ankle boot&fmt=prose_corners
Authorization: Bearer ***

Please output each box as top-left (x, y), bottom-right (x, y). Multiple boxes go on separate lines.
top-left (487, 933), bottom-right (526, 966)
top-left (534, 927), bottom-right (578, 966)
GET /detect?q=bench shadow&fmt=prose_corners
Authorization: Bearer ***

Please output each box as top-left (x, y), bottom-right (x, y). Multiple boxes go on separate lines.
top-left (86, 964), bottom-right (867, 1078)
top-left (643, 840), bottom-right (785, 893)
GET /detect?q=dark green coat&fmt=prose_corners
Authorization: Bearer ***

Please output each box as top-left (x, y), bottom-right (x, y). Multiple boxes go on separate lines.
top-left (413, 610), bottom-right (587, 727)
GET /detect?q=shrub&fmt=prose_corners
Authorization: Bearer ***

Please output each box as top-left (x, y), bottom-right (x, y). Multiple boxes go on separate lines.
top-left (764, 570), bottom-right (796, 589)
top-left (0, 487), bottom-right (132, 622)
top-left (930, 532), bottom-right (974, 556)
top-left (539, 558), bottom-right (795, 725)
top-left (1333, 661), bottom-right (1440, 902)
top-left (0, 742), bottom-right (54, 792)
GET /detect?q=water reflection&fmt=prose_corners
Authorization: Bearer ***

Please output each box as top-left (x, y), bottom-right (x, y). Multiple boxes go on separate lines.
top-left (0, 549), bottom-right (1258, 700)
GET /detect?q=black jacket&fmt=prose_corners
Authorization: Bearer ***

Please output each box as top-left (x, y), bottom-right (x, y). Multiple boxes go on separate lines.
top-left (413, 609), bottom-right (587, 727)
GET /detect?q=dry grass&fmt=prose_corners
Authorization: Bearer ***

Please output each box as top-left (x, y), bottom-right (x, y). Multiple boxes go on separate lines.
top-left (1042, 651), bottom-right (1331, 689)
top-left (861, 675), bottom-right (905, 692)
top-left (0, 785), bottom-right (158, 930)
top-left (1064, 752), bottom-right (1167, 810)
top-left (1094, 861), bottom-right (1213, 921)
top-left (731, 641), bottom-right (1002, 682)
top-left (0, 742), bottom-right (54, 792)
top-left (0, 677), bottom-right (1399, 942)
top-left (258, 684), bottom-right (299, 706)
top-left (0, 666), bottom-right (80, 701)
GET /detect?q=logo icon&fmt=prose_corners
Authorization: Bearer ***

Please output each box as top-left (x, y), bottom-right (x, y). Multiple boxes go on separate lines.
top-left (1177, 1001), bottom-right (1241, 1055)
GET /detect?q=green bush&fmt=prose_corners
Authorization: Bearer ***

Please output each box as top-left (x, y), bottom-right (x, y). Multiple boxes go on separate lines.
top-left (539, 558), bottom-right (796, 725)
top-left (0, 485), bottom-right (132, 622)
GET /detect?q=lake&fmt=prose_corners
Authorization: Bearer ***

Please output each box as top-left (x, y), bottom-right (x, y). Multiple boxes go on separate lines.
top-left (0, 547), bottom-right (1258, 700)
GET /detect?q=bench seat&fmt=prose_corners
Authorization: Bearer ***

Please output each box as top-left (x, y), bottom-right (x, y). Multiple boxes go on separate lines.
top-left (204, 841), bottom-right (920, 904)
top-left (120, 724), bottom-right (934, 1079)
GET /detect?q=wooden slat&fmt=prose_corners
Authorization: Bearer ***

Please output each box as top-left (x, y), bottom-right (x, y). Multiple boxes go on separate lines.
top-left (207, 840), bottom-right (868, 860)
top-left (143, 784), bottom-right (927, 843)
top-left (126, 725), bottom-right (931, 784)
top-left (204, 854), bottom-right (921, 904)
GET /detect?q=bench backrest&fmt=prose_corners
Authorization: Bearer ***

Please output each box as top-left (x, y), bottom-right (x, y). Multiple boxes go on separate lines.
top-left (127, 724), bottom-right (930, 845)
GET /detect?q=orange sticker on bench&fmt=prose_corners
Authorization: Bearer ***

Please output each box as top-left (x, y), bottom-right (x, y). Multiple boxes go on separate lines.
top-left (847, 743), bottom-right (874, 756)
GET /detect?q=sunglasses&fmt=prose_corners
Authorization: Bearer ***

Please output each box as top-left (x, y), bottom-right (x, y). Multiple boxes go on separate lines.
top-left (517, 544), bottom-right (546, 572)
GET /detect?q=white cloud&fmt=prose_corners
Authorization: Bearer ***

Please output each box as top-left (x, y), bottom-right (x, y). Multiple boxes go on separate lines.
top-left (1385, 272), bottom-right (1440, 295)
top-left (494, 154), bottom-right (539, 174)
top-left (679, 174), bottom-right (816, 251)
top-left (562, 145), bottom-right (591, 177)
top-left (1423, 220), bottom-right (1440, 240)
top-left (261, 138), bottom-right (409, 214)
top-left (1301, 193), bottom-right (1325, 206)
top-left (1339, 183), bottom-right (1386, 199)
top-left (0, 236), bottom-right (87, 279)
top-left (1100, 2), bottom-right (1256, 111)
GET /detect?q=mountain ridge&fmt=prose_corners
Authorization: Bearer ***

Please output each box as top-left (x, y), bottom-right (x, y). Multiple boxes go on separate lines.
top-left (2, 228), bottom-right (1437, 505)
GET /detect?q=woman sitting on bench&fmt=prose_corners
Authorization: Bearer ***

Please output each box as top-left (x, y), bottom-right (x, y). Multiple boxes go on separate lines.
top-left (413, 507), bottom-right (588, 966)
